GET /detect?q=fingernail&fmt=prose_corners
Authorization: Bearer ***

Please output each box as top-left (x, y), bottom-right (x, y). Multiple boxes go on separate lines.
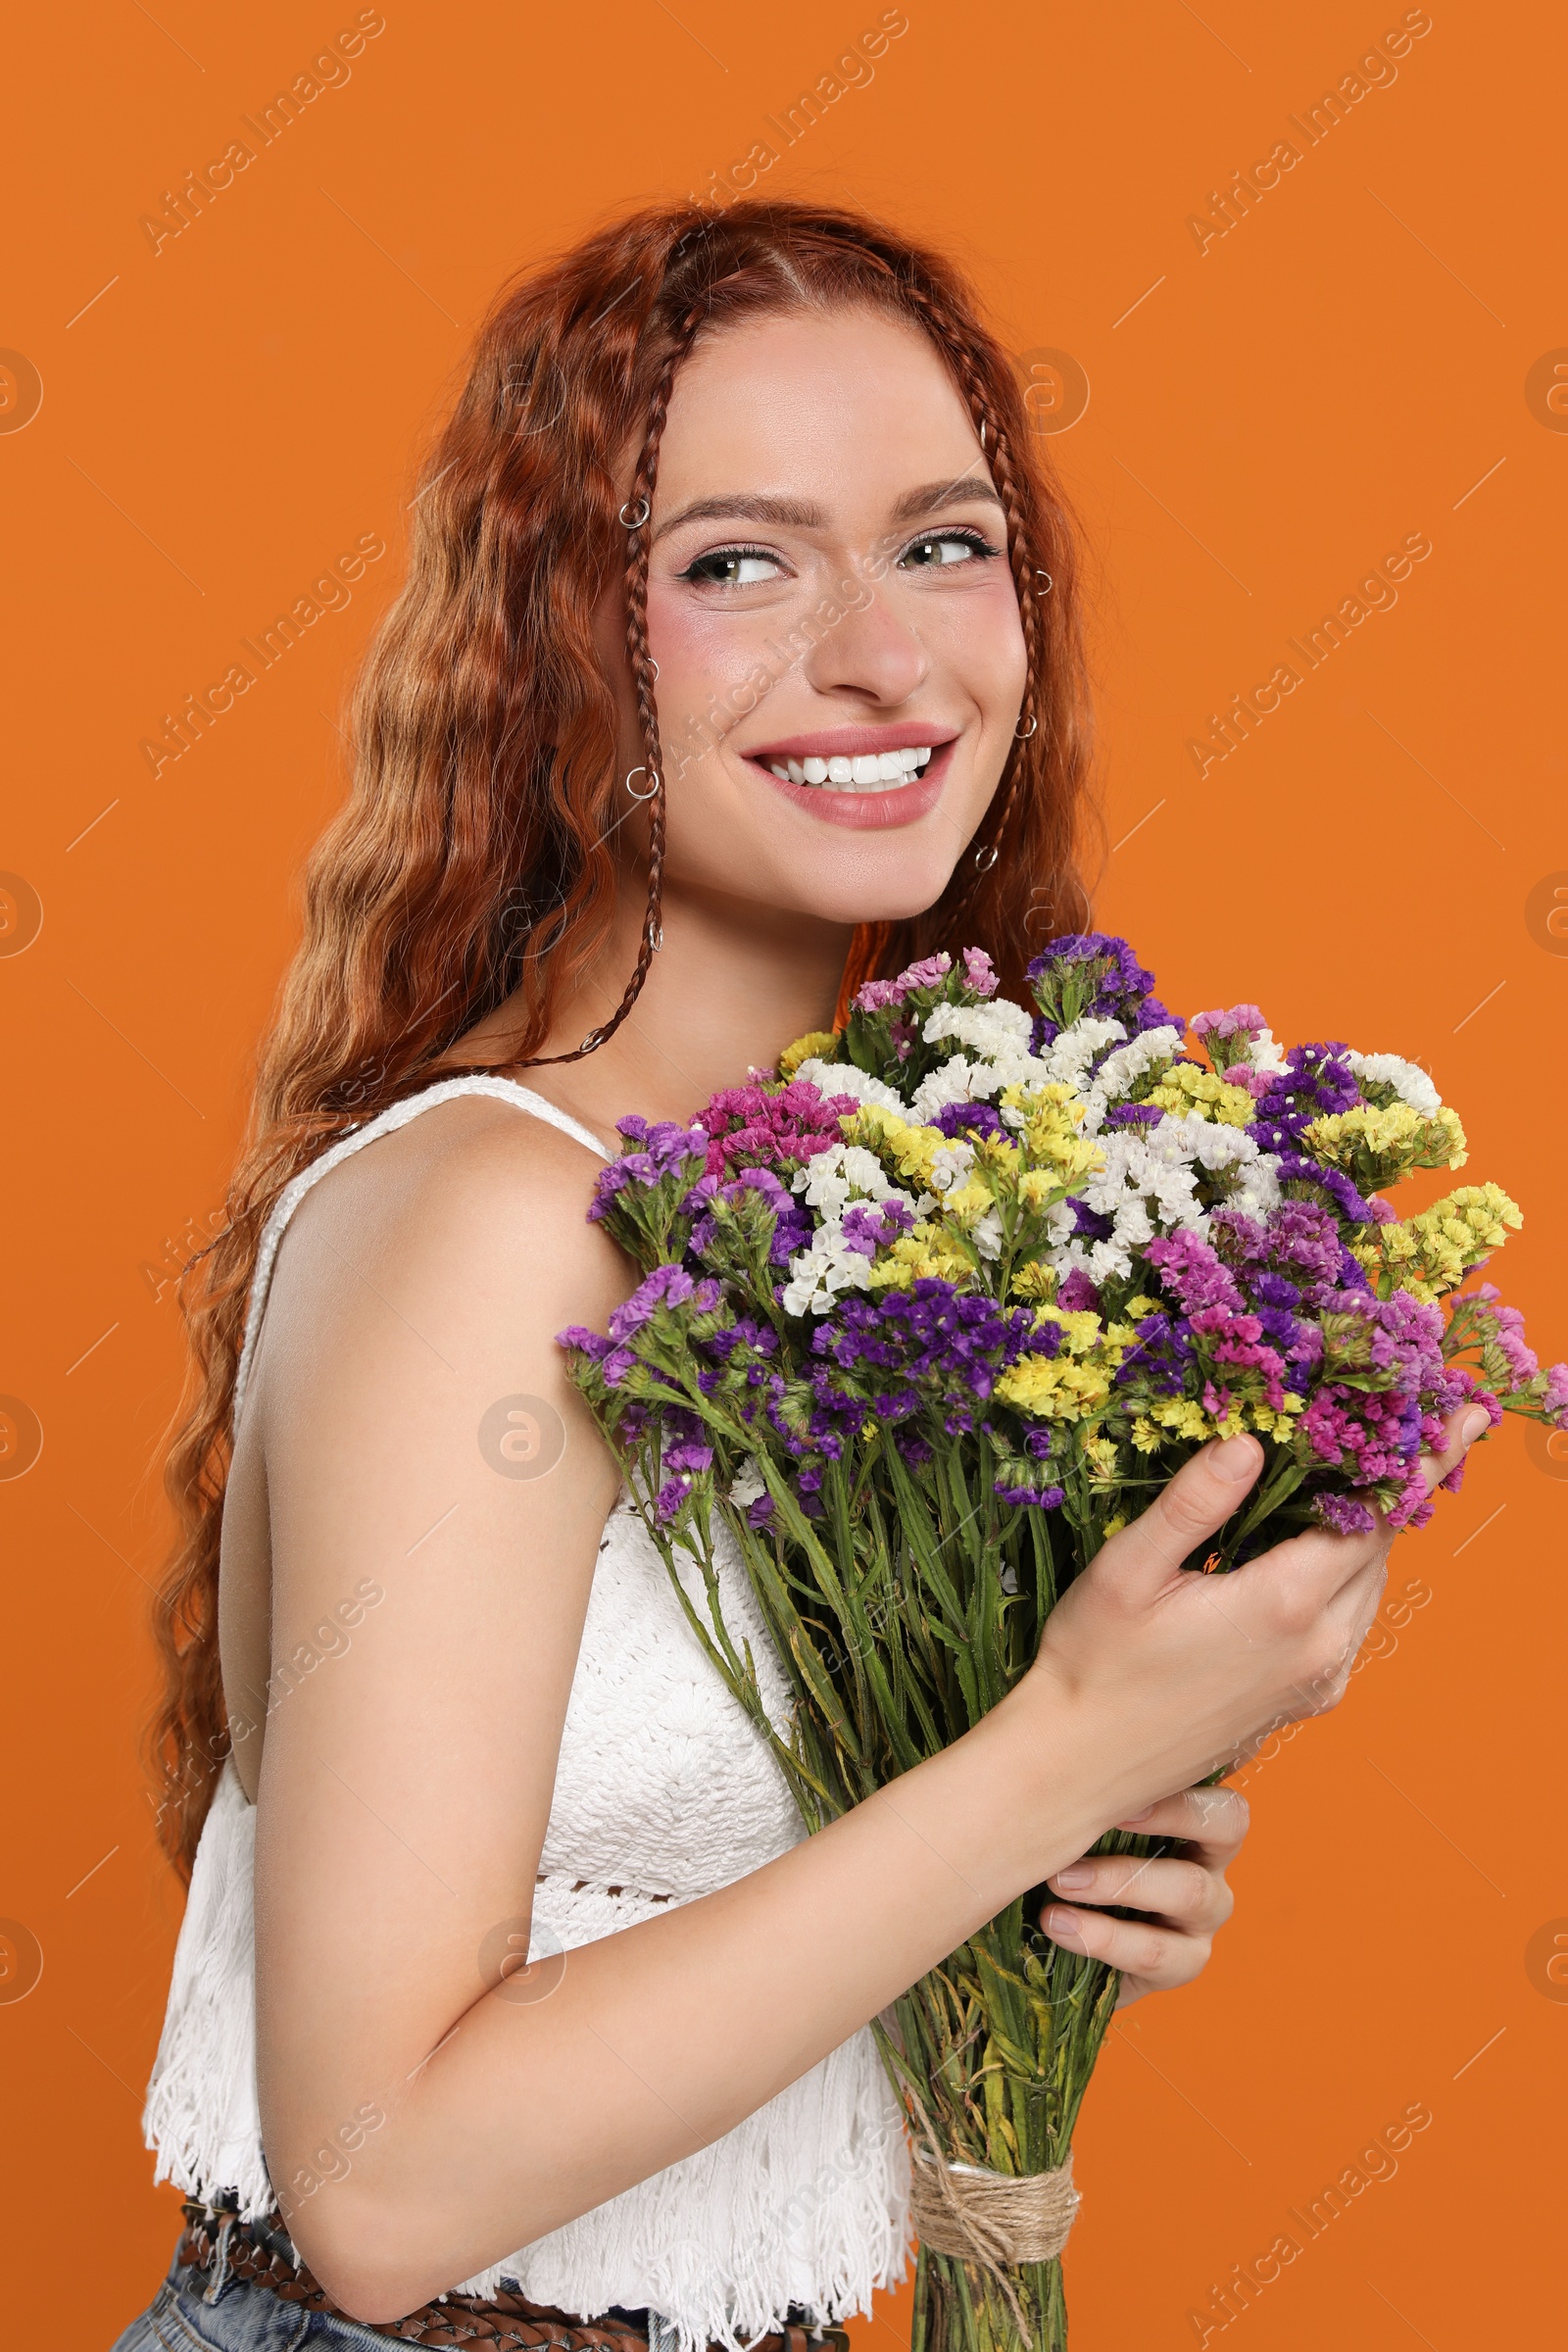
top-left (1054, 1863), bottom-right (1094, 1889)
top-left (1461, 1409), bottom-right (1490, 1446)
top-left (1210, 1435), bottom-right (1259, 1483)
top-left (1044, 1908), bottom-right (1084, 1941)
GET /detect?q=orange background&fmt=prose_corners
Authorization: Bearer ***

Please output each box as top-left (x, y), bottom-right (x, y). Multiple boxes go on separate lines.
top-left (3, 2), bottom-right (1565, 2346)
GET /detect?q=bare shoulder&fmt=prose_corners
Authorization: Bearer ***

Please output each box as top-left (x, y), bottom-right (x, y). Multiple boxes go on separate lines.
top-left (250, 1092), bottom-right (632, 1428)
top-left (233, 1090), bottom-right (634, 1802)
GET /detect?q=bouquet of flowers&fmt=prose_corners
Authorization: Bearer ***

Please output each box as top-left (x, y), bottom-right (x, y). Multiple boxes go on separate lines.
top-left (560, 933), bottom-right (1566, 2352)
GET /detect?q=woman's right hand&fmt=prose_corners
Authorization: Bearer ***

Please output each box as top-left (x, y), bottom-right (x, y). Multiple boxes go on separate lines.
top-left (1009, 1407), bottom-right (1491, 1834)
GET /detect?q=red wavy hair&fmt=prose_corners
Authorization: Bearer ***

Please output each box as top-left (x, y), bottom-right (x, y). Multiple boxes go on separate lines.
top-left (148, 196), bottom-right (1101, 1878)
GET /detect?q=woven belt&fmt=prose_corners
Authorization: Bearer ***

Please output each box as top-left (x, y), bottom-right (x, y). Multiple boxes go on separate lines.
top-left (178, 2202), bottom-right (850, 2352)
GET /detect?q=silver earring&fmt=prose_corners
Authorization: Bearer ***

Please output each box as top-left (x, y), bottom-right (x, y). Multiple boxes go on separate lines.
top-left (625, 767), bottom-right (660, 801)
top-left (973, 842), bottom-right (1000, 872)
top-left (618, 497), bottom-right (650, 528)
top-left (1014, 713), bottom-right (1038, 740)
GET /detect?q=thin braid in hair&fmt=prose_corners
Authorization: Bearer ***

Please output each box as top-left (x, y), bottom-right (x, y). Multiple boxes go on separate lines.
top-left (900, 281), bottom-right (1042, 891)
top-left (513, 289), bottom-right (708, 1066)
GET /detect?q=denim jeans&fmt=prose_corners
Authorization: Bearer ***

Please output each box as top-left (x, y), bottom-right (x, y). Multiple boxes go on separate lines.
top-left (108, 2233), bottom-right (396, 2350)
top-left (109, 2234), bottom-right (679, 2352)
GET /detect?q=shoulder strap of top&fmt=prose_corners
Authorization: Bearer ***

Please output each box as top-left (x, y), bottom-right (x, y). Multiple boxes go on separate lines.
top-left (232, 1076), bottom-right (612, 1429)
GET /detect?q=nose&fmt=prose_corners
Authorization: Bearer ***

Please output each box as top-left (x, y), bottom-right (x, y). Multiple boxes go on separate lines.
top-left (801, 570), bottom-right (929, 707)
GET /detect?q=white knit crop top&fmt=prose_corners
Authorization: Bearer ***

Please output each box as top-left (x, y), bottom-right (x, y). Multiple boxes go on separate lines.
top-left (139, 1076), bottom-right (909, 2352)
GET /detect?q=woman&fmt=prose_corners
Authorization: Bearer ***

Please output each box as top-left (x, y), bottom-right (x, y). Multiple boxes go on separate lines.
top-left (115, 199), bottom-right (1485, 2352)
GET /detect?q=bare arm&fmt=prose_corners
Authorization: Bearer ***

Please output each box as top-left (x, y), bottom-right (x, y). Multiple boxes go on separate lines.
top-left (249, 1097), bottom-right (1483, 2322)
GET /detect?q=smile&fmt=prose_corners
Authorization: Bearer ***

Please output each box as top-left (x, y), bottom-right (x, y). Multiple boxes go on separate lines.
top-left (740, 725), bottom-right (959, 827)
top-left (764, 745), bottom-right (934, 794)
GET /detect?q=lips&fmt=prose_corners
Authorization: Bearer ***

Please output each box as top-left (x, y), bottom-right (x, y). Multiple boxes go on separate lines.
top-left (742, 723), bottom-right (959, 826)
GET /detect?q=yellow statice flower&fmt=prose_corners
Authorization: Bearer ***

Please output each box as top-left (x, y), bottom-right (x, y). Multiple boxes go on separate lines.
top-left (1303, 1102), bottom-right (1467, 1191)
top-left (939, 1178), bottom-right (999, 1230)
top-left (995, 1352), bottom-right (1112, 1419)
top-left (1009, 1260), bottom-right (1057, 1303)
top-left (844, 1103), bottom-right (952, 1191)
top-left (972, 1134), bottom-right (1023, 1180)
top-left (779, 1030), bottom-right (839, 1077)
top-left (1355, 1183), bottom-right (1522, 1301)
top-left (999, 1084), bottom-right (1103, 1183)
top-left (1085, 1433), bottom-right (1120, 1485)
top-left (1144, 1063), bottom-right (1255, 1127)
top-left (866, 1226), bottom-right (974, 1291)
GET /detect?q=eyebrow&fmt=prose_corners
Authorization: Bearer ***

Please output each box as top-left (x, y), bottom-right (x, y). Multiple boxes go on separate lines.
top-left (652, 474), bottom-right (1005, 544)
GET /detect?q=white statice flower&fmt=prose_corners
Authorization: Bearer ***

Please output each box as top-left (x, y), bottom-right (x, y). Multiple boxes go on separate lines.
top-left (926, 1138), bottom-right (976, 1196)
top-left (1033, 1015), bottom-right (1128, 1094)
top-left (909, 1041), bottom-right (1060, 1122)
top-left (969, 1205), bottom-right (1005, 1260)
top-left (1077, 1024), bottom-right (1183, 1134)
top-left (1239, 1027), bottom-right (1289, 1077)
top-left (792, 1142), bottom-right (911, 1215)
top-left (922, 999), bottom-right (1035, 1057)
top-left (784, 1143), bottom-right (927, 1316)
top-left (728, 1457), bottom-right (766, 1509)
top-left (792, 1055), bottom-right (904, 1114)
top-left (1347, 1050), bottom-right (1443, 1117)
top-left (1047, 1111), bottom-right (1280, 1285)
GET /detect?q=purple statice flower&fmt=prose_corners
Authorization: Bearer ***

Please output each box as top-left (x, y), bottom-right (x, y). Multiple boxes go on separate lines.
top-left (1211, 1202), bottom-right (1346, 1300)
top-left (1189, 1305), bottom-right (1289, 1415)
top-left (1026, 931), bottom-right (1181, 1046)
top-left (690, 1164), bottom-right (813, 1267)
top-left (744, 1491), bottom-right (776, 1531)
top-left (810, 1280), bottom-right (1042, 1440)
top-left (996, 1477), bottom-right (1066, 1508)
top-left (1069, 1198), bottom-right (1114, 1244)
top-left (1104, 1101), bottom-right (1165, 1129)
top-left (661, 1404), bottom-right (713, 1476)
top-left (1056, 1266), bottom-right (1101, 1314)
top-left (700, 1078), bottom-right (857, 1179)
top-left (1274, 1152), bottom-right (1377, 1231)
top-left (1249, 1044), bottom-right (1360, 1153)
top-left (1144, 1231), bottom-right (1245, 1315)
top-left (655, 1478), bottom-right (692, 1523)
top-left (1191, 1004), bottom-right (1267, 1044)
top-left (557, 1325), bottom-right (638, 1387)
top-left (1314, 1489), bottom-right (1378, 1537)
top-left (929, 1100), bottom-right (1006, 1142)
top-left (1115, 1305), bottom-right (1195, 1398)
top-left (607, 1261), bottom-right (696, 1343)
top-left (840, 1199), bottom-right (916, 1259)
top-left (851, 953), bottom-right (955, 1014)
top-left (960, 947), bottom-right (1000, 998)
top-left (1190, 1004), bottom-right (1268, 1075)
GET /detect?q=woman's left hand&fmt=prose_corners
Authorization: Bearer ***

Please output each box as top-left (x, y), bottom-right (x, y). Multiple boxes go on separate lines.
top-left (1039, 1784), bottom-right (1249, 2006)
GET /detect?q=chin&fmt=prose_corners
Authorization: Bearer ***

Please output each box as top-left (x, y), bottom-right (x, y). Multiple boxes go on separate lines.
top-left (782, 850), bottom-right (966, 928)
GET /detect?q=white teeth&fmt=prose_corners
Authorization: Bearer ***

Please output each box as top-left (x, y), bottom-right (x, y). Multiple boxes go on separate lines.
top-left (763, 743), bottom-right (941, 791)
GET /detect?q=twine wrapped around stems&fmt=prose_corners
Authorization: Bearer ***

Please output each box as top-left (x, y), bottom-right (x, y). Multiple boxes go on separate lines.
top-left (908, 2144), bottom-right (1081, 2268)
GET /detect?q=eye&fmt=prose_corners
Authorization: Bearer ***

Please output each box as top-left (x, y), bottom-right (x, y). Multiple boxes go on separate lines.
top-left (898, 527), bottom-right (1000, 570)
top-left (679, 544), bottom-right (787, 588)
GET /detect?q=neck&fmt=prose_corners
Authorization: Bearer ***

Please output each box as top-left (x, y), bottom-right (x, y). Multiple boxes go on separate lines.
top-left (458, 874), bottom-right (854, 1136)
